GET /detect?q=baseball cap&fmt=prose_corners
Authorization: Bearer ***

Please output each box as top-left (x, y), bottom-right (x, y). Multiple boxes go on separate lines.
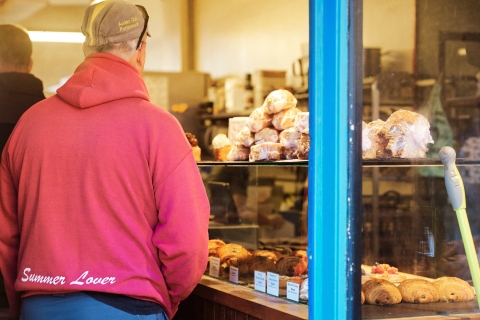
top-left (81, 0), bottom-right (149, 47)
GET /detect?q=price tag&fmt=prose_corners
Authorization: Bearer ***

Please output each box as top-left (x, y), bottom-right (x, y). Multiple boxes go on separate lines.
top-left (254, 271), bottom-right (266, 292)
top-left (286, 282), bottom-right (300, 302)
top-left (209, 257), bottom-right (220, 278)
top-left (267, 272), bottom-right (280, 296)
top-left (229, 266), bottom-right (239, 283)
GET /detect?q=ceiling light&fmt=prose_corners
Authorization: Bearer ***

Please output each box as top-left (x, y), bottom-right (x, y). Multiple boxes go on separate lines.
top-left (28, 31), bottom-right (85, 43)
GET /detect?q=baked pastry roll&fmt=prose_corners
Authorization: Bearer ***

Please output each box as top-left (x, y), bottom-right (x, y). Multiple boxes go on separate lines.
top-left (208, 239), bottom-right (226, 257)
top-left (255, 127), bottom-right (279, 144)
top-left (226, 144), bottom-right (250, 161)
top-left (276, 255), bottom-right (308, 276)
top-left (263, 89), bottom-right (297, 114)
top-left (361, 289), bottom-right (365, 305)
top-left (398, 279), bottom-right (439, 304)
top-left (251, 250), bottom-right (282, 263)
top-left (245, 105), bottom-right (273, 132)
top-left (249, 142), bottom-right (285, 162)
top-left (217, 243), bottom-right (251, 268)
top-left (362, 119), bottom-right (385, 159)
top-left (363, 279), bottom-right (402, 305)
top-left (248, 256), bottom-right (277, 275)
top-left (272, 107), bottom-right (299, 130)
top-left (432, 276), bottom-right (475, 302)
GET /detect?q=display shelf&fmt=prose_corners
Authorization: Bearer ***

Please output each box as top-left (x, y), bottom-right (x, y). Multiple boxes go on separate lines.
top-left (197, 160), bottom-right (309, 167)
top-left (362, 158), bottom-right (480, 167)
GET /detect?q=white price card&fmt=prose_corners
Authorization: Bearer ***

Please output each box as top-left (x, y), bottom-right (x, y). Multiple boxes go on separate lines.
top-left (229, 266), bottom-right (239, 283)
top-left (286, 282), bottom-right (300, 302)
top-left (267, 272), bottom-right (280, 296)
top-left (254, 271), bottom-right (266, 292)
top-left (209, 257), bottom-right (220, 278)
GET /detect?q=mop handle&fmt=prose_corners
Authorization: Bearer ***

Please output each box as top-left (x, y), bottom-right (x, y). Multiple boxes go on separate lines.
top-left (439, 146), bottom-right (480, 306)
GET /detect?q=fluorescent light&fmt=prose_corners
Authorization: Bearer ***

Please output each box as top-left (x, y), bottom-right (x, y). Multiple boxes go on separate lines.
top-left (28, 31), bottom-right (85, 43)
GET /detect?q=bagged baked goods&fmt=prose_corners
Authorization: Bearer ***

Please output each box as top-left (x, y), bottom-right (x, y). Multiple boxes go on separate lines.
top-left (272, 107), bottom-right (299, 130)
top-left (212, 134), bottom-right (232, 161)
top-left (217, 243), bottom-right (251, 268)
top-left (245, 105), bottom-right (273, 132)
top-left (362, 119), bottom-right (385, 159)
top-left (185, 132), bottom-right (201, 162)
top-left (236, 126), bottom-right (255, 147)
top-left (226, 144), bottom-right (250, 161)
top-left (255, 127), bottom-right (279, 144)
top-left (432, 276), bottom-right (475, 302)
top-left (377, 109), bottom-right (434, 158)
top-left (299, 277), bottom-right (308, 301)
top-left (279, 127), bottom-right (301, 149)
top-left (294, 112), bottom-right (309, 132)
top-left (363, 278), bottom-right (402, 305)
top-left (297, 129), bottom-right (310, 160)
top-left (249, 142), bottom-right (285, 162)
top-left (263, 89), bottom-right (297, 114)
top-left (398, 279), bottom-right (439, 304)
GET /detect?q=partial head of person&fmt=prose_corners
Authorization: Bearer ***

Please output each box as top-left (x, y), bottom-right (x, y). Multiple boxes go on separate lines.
top-left (81, 0), bottom-right (150, 74)
top-left (0, 24), bottom-right (33, 73)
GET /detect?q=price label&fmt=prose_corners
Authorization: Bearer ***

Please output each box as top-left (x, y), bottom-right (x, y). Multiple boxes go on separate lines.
top-left (209, 257), bottom-right (220, 278)
top-left (229, 266), bottom-right (239, 283)
top-left (286, 282), bottom-right (300, 302)
top-left (267, 272), bottom-right (280, 296)
top-left (254, 271), bottom-right (266, 292)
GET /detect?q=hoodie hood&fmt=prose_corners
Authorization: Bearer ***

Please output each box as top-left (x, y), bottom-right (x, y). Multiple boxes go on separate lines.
top-left (57, 53), bottom-right (149, 109)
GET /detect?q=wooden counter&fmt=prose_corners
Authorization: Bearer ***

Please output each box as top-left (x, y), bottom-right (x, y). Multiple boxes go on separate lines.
top-left (174, 275), bottom-right (308, 320)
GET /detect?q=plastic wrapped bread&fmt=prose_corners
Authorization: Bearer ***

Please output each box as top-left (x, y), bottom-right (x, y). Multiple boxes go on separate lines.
top-left (279, 127), bottom-right (301, 149)
top-left (272, 107), bottom-right (300, 130)
top-left (245, 105), bottom-right (273, 132)
top-left (249, 142), bottom-right (285, 162)
top-left (377, 110), bottom-right (434, 158)
top-left (263, 89), bottom-right (297, 114)
top-left (236, 126), bottom-right (255, 147)
top-left (212, 134), bottom-right (232, 161)
top-left (300, 278), bottom-right (308, 301)
top-left (362, 119), bottom-right (385, 159)
top-left (294, 112), bottom-right (309, 132)
top-left (254, 127), bottom-right (279, 145)
top-left (226, 144), bottom-right (250, 161)
top-left (297, 129), bottom-right (310, 160)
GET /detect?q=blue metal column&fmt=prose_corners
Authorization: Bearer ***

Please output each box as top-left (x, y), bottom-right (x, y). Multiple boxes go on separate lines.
top-left (308, 0), bottom-right (362, 318)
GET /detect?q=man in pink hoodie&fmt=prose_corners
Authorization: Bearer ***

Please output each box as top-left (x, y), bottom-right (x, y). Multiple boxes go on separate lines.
top-left (0, 1), bottom-right (210, 319)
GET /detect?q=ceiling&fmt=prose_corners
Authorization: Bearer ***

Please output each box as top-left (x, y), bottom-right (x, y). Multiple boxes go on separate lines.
top-left (0, 0), bottom-right (90, 31)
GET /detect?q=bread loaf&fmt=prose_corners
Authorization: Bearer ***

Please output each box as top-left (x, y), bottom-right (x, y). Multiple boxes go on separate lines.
top-left (245, 105), bottom-right (273, 132)
top-left (432, 277), bottom-right (474, 302)
top-left (249, 142), bottom-right (285, 162)
top-left (272, 107), bottom-right (299, 130)
top-left (363, 279), bottom-right (402, 305)
top-left (397, 279), bottom-right (439, 304)
top-left (263, 89), bottom-right (297, 114)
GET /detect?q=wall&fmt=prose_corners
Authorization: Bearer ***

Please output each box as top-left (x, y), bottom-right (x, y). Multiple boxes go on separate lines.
top-left (193, 0), bottom-right (309, 84)
top-left (363, 0), bottom-right (415, 73)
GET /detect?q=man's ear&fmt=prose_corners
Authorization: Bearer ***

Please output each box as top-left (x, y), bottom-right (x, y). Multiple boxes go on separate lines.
top-left (27, 58), bottom-right (33, 73)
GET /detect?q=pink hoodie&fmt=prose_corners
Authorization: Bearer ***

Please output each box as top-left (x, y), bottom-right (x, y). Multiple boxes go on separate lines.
top-left (0, 53), bottom-right (210, 319)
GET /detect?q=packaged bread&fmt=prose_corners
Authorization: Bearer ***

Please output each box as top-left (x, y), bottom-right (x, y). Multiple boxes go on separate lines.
top-left (249, 142), bottom-right (285, 162)
top-left (272, 107), bottom-right (300, 130)
top-left (263, 89), bottom-right (297, 114)
top-left (398, 279), bottom-right (439, 304)
top-left (297, 129), bottom-right (310, 160)
top-left (377, 109), bottom-right (434, 158)
top-left (185, 132), bottom-right (201, 162)
top-left (432, 276), bottom-right (475, 302)
top-left (226, 144), bottom-right (250, 161)
top-left (245, 105), bottom-right (273, 132)
top-left (299, 278), bottom-right (308, 301)
top-left (255, 127), bottom-right (279, 144)
top-left (212, 134), bottom-right (232, 161)
top-left (236, 126), bottom-right (255, 147)
top-left (362, 119), bottom-right (385, 159)
top-left (279, 127), bottom-right (301, 149)
top-left (363, 278), bottom-right (402, 305)
top-left (294, 112), bottom-right (309, 132)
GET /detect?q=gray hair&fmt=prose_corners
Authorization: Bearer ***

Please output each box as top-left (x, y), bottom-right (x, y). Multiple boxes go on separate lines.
top-left (84, 38), bottom-right (138, 61)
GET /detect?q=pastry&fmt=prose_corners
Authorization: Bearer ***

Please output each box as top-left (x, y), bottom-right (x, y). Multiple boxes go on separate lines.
top-left (254, 127), bottom-right (279, 144)
top-left (212, 134), bottom-right (232, 161)
top-left (248, 256), bottom-right (277, 275)
top-left (279, 127), bottom-right (301, 149)
top-left (299, 278), bottom-right (308, 301)
top-left (208, 239), bottom-right (226, 257)
top-left (272, 107), bottom-right (299, 130)
top-left (361, 289), bottom-right (365, 305)
top-left (297, 129), bottom-right (310, 160)
top-left (294, 112), bottom-right (309, 132)
top-left (362, 119), bottom-right (385, 159)
top-left (236, 126), bottom-right (255, 147)
top-left (376, 109), bottom-right (434, 158)
top-left (217, 243), bottom-right (251, 268)
top-left (363, 278), bottom-right (402, 305)
top-left (263, 89), bottom-right (297, 114)
top-left (251, 250), bottom-right (282, 263)
top-left (249, 142), bottom-right (285, 162)
top-left (432, 276), bottom-right (475, 302)
top-left (226, 144), bottom-right (250, 161)
top-left (245, 105), bottom-right (273, 132)
top-left (185, 132), bottom-right (201, 162)
top-left (368, 262), bottom-right (406, 283)
top-left (398, 279), bottom-right (439, 304)
top-left (276, 255), bottom-right (308, 276)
